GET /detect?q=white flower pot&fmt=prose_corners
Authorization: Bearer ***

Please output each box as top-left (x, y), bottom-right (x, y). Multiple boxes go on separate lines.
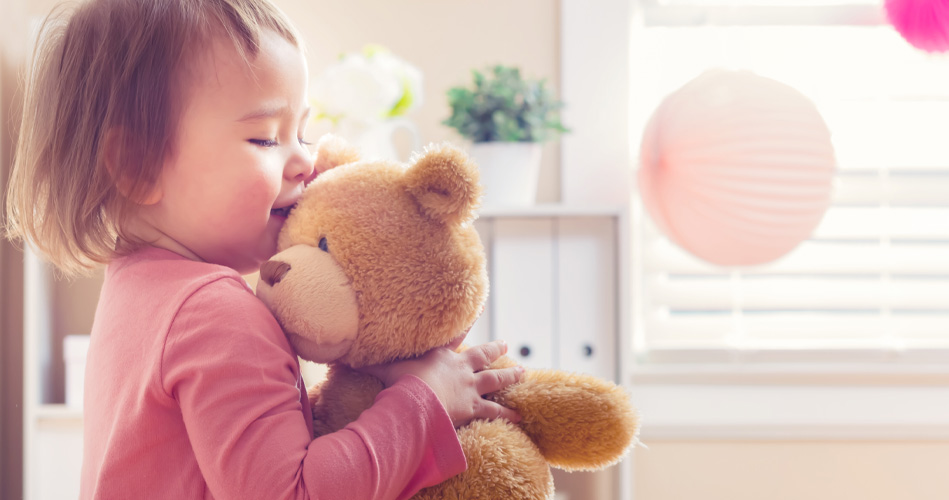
top-left (468, 142), bottom-right (542, 208)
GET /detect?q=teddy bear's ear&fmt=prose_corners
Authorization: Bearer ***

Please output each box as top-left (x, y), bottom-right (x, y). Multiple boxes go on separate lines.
top-left (404, 144), bottom-right (482, 225)
top-left (313, 134), bottom-right (362, 175)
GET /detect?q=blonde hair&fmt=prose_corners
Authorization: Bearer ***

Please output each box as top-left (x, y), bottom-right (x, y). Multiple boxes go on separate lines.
top-left (4, 0), bottom-right (300, 276)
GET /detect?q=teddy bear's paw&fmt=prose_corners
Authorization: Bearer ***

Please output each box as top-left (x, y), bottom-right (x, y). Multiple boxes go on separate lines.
top-left (412, 419), bottom-right (554, 500)
top-left (498, 369), bottom-right (641, 472)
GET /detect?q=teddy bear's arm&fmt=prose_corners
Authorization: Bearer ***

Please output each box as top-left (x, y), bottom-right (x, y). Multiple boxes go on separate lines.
top-left (487, 358), bottom-right (640, 472)
top-left (309, 365), bottom-right (385, 437)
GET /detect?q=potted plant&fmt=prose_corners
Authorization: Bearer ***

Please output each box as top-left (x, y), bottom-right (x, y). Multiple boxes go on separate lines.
top-left (443, 65), bottom-right (568, 207)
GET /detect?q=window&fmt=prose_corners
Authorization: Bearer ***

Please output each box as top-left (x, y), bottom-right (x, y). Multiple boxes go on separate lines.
top-left (629, 2), bottom-right (949, 366)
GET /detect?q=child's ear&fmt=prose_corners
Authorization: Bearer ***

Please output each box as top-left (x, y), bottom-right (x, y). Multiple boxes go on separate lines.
top-left (103, 128), bottom-right (162, 205)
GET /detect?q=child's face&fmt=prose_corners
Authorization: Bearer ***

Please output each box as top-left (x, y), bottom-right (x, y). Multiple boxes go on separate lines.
top-left (143, 30), bottom-right (313, 274)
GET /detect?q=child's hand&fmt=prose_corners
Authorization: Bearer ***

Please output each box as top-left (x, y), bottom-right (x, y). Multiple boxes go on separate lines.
top-left (360, 338), bottom-right (524, 428)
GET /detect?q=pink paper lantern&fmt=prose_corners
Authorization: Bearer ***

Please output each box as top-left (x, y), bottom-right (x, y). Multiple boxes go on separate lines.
top-left (638, 69), bottom-right (836, 267)
top-left (885, 0), bottom-right (949, 53)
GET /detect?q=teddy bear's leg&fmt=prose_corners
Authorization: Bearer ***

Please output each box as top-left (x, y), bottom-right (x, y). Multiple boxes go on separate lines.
top-left (492, 367), bottom-right (640, 472)
top-left (411, 419), bottom-right (554, 500)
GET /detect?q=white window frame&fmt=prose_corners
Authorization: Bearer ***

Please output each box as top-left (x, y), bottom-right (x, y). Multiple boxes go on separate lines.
top-left (559, 4), bottom-right (949, 480)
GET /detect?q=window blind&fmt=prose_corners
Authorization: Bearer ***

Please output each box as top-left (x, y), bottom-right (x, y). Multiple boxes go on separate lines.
top-left (631, 22), bottom-right (949, 362)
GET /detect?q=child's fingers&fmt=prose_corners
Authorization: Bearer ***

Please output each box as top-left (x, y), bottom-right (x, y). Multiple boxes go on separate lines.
top-left (475, 400), bottom-right (521, 424)
top-left (465, 340), bottom-right (508, 370)
top-left (475, 366), bottom-right (524, 395)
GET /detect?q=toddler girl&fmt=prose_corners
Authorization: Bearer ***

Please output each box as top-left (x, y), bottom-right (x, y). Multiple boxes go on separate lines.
top-left (5, 0), bottom-right (522, 498)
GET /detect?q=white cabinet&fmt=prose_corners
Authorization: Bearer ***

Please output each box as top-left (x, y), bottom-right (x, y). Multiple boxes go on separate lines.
top-left (472, 205), bottom-right (626, 381)
top-left (472, 205), bottom-right (628, 500)
top-left (492, 217), bottom-right (558, 368)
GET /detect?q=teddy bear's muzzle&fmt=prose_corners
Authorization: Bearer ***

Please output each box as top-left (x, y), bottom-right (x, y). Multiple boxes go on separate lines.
top-left (260, 259), bottom-right (291, 286)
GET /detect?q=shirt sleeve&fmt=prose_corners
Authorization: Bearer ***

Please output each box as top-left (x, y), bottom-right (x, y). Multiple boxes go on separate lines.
top-left (160, 277), bottom-right (466, 500)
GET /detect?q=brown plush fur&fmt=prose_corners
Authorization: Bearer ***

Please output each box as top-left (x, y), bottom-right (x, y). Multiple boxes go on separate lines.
top-left (256, 135), bottom-right (640, 500)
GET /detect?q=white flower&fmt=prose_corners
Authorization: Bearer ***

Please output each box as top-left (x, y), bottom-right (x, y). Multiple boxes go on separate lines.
top-left (312, 46), bottom-right (423, 123)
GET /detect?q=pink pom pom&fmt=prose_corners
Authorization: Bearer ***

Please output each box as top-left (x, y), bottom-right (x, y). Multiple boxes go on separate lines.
top-left (885, 0), bottom-right (949, 53)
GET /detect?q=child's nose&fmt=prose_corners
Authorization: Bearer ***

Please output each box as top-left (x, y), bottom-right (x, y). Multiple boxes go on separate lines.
top-left (285, 151), bottom-right (315, 182)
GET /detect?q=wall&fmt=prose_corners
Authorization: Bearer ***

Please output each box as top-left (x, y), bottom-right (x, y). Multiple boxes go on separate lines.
top-left (277, 0), bottom-right (563, 203)
top-left (634, 440), bottom-right (949, 500)
top-left (1, 0), bottom-right (30, 497)
top-left (0, 45), bottom-right (24, 500)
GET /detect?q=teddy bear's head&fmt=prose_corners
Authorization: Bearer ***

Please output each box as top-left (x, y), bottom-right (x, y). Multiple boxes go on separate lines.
top-left (256, 135), bottom-right (487, 368)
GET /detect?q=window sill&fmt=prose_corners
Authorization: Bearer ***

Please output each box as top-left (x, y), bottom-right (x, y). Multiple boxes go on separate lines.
top-left (630, 362), bottom-right (949, 386)
top-left (628, 370), bottom-right (949, 440)
top-left (629, 347), bottom-right (949, 384)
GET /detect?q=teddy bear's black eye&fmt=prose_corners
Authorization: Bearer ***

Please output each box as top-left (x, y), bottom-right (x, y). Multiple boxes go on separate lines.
top-left (318, 237), bottom-right (329, 252)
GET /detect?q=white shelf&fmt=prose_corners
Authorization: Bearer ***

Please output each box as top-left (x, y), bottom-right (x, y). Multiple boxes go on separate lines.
top-left (34, 404), bottom-right (83, 423)
top-left (477, 203), bottom-right (624, 218)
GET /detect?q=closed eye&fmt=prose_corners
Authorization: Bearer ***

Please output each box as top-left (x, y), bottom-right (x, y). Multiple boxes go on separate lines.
top-left (249, 138), bottom-right (278, 147)
top-left (250, 138), bottom-right (311, 148)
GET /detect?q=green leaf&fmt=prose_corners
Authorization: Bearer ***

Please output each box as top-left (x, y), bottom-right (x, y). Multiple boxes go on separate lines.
top-left (442, 64), bottom-right (568, 144)
top-left (387, 77), bottom-right (415, 118)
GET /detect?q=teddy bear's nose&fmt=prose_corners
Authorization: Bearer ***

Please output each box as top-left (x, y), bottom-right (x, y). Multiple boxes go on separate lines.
top-left (260, 259), bottom-right (291, 287)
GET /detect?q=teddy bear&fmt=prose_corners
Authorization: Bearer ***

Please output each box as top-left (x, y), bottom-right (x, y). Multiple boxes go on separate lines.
top-left (255, 135), bottom-right (640, 500)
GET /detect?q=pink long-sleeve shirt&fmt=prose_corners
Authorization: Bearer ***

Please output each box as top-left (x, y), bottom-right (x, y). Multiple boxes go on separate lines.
top-left (79, 246), bottom-right (466, 499)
